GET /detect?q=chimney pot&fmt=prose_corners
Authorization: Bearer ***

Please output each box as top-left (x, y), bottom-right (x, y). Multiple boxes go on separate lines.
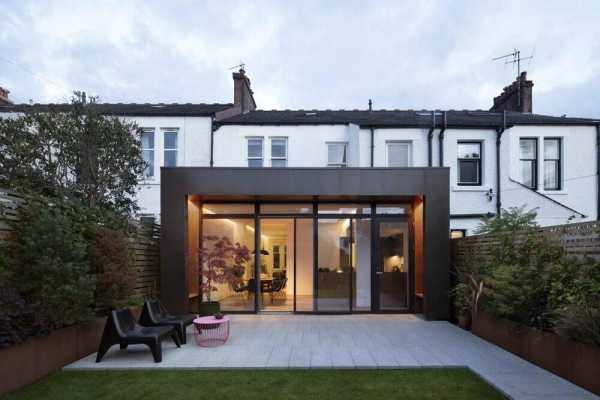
top-left (0, 86), bottom-right (12, 105)
top-left (232, 69), bottom-right (256, 113)
top-left (490, 71), bottom-right (533, 113)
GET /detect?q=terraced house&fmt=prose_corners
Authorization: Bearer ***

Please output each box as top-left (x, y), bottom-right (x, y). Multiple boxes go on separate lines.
top-left (1, 70), bottom-right (598, 319)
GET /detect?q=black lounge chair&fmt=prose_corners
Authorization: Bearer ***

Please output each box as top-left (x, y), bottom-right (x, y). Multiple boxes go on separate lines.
top-left (139, 299), bottom-right (196, 344)
top-left (96, 308), bottom-right (180, 363)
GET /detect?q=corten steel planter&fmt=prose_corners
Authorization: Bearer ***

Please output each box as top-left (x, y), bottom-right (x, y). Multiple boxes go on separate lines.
top-left (0, 311), bottom-right (139, 396)
top-left (472, 312), bottom-right (600, 396)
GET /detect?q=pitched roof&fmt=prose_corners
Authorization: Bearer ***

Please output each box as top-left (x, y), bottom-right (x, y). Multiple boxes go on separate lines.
top-left (0, 103), bottom-right (232, 117)
top-left (216, 109), bottom-right (600, 128)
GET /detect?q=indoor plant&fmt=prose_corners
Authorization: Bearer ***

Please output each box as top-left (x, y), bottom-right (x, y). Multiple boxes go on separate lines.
top-left (198, 235), bottom-right (251, 315)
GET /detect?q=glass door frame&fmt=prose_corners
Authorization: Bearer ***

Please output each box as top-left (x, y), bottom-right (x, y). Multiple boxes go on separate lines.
top-left (199, 200), bottom-right (414, 314)
top-left (371, 215), bottom-right (415, 313)
top-left (257, 216), bottom-right (312, 313)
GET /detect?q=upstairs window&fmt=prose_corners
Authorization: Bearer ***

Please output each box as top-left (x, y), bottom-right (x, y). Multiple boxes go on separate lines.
top-left (520, 138), bottom-right (538, 189)
top-left (141, 129), bottom-right (155, 178)
top-left (457, 142), bottom-right (482, 185)
top-left (163, 130), bottom-right (178, 167)
top-left (544, 138), bottom-right (561, 190)
top-left (271, 138), bottom-right (287, 167)
top-left (247, 138), bottom-right (263, 167)
top-left (327, 142), bottom-right (347, 167)
top-left (387, 141), bottom-right (412, 167)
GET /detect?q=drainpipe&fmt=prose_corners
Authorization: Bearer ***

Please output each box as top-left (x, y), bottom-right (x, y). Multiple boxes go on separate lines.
top-left (438, 111), bottom-right (447, 166)
top-left (596, 125), bottom-right (600, 219)
top-left (369, 99), bottom-right (374, 167)
top-left (495, 111), bottom-right (507, 216)
top-left (427, 110), bottom-right (435, 167)
top-left (210, 116), bottom-right (216, 167)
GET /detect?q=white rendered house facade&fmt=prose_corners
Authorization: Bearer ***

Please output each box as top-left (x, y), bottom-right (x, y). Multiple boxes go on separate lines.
top-left (1, 71), bottom-right (598, 235)
top-left (210, 113), bottom-right (598, 235)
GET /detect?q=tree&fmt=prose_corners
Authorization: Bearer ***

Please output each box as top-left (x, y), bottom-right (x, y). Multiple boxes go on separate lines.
top-left (4, 197), bottom-right (95, 331)
top-left (198, 236), bottom-right (251, 303)
top-left (474, 206), bottom-right (539, 235)
top-left (0, 92), bottom-right (146, 217)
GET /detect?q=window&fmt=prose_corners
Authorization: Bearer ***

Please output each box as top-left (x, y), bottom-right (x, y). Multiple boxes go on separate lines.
top-left (450, 229), bottom-right (466, 239)
top-left (163, 130), bottom-right (178, 167)
top-left (327, 142), bottom-right (347, 167)
top-left (273, 245), bottom-right (281, 269)
top-left (141, 129), bottom-right (155, 178)
top-left (271, 138), bottom-right (287, 167)
top-left (520, 138), bottom-right (538, 189)
top-left (387, 141), bottom-right (412, 167)
top-left (247, 138), bottom-right (263, 167)
top-left (457, 142), bottom-right (482, 185)
top-left (544, 138), bottom-right (561, 190)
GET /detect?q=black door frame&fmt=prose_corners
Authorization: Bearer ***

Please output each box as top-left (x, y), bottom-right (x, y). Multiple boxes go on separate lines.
top-left (200, 200), bottom-right (415, 315)
top-left (371, 215), bottom-right (414, 313)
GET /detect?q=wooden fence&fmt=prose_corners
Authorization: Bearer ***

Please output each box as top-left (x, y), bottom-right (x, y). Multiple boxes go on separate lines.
top-left (0, 189), bottom-right (160, 298)
top-left (451, 220), bottom-right (600, 268)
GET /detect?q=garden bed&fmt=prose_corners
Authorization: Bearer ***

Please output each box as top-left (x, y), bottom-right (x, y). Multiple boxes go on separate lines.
top-left (0, 317), bottom-right (107, 396)
top-left (472, 311), bottom-right (600, 396)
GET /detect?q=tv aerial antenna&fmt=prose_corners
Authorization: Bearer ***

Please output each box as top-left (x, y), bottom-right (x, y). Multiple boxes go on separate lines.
top-left (492, 49), bottom-right (533, 107)
top-left (229, 62), bottom-right (246, 72)
top-left (493, 49), bottom-right (533, 77)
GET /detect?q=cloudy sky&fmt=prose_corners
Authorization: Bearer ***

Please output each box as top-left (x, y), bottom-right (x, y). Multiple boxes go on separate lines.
top-left (1, 1), bottom-right (599, 117)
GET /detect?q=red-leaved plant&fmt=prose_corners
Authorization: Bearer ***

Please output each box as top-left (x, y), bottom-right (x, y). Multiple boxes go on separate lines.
top-left (198, 235), bottom-right (251, 303)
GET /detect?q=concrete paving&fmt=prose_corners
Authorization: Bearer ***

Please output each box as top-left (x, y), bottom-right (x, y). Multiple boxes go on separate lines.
top-left (65, 314), bottom-right (598, 400)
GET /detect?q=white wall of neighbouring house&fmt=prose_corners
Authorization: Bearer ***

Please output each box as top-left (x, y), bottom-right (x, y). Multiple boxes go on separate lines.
top-left (444, 128), bottom-right (498, 221)
top-left (126, 116), bottom-right (212, 216)
top-left (501, 125), bottom-right (597, 226)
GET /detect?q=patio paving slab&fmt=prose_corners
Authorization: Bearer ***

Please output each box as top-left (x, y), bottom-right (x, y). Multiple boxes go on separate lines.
top-left (65, 314), bottom-right (598, 400)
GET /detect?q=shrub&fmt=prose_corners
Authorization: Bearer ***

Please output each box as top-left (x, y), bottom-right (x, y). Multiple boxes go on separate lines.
top-left (550, 257), bottom-right (600, 345)
top-left (4, 197), bottom-right (95, 331)
top-left (450, 282), bottom-right (472, 318)
top-left (88, 226), bottom-right (138, 311)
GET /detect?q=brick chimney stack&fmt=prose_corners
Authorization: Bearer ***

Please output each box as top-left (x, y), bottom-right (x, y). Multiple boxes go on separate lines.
top-left (232, 68), bottom-right (256, 113)
top-left (490, 72), bottom-right (533, 113)
top-left (0, 86), bottom-right (12, 105)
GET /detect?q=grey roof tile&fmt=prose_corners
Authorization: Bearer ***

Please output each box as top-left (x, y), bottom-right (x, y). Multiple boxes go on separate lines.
top-left (0, 102), bottom-right (233, 117)
top-left (216, 109), bottom-right (600, 128)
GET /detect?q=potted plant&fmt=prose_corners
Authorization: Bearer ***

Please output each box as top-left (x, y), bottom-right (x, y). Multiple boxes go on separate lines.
top-left (451, 282), bottom-right (473, 329)
top-left (198, 235), bottom-right (251, 316)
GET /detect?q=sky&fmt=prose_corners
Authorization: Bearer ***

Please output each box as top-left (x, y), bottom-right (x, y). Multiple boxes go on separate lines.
top-left (1, 1), bottom-right (600, 117)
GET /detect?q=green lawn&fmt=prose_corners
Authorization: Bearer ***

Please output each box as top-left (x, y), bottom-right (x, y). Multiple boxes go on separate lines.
top-left (3, 368), bottom-right (505, 400)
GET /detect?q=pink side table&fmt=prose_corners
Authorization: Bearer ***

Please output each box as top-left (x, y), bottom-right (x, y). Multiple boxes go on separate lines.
top-left (193, 316), bottom-right (231, 347)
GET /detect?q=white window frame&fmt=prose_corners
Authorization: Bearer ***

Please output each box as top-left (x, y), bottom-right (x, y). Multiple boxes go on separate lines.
top-left (141, 128), bottom-right (155, 179)
top-left (327, 142), bottom-right (348, 167)
top-left (457, 141), bottom-right (483, 186)
top-left (247, 137), bottom-right (264, 167)
top-left (543, 137), bottom-right (562, 191)
top-left (270, 137), bottom-right (288, 167)
top-left (162, 128), bottom-right (179, 168)
top-left (386, 141), bottom-right (413, 167)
